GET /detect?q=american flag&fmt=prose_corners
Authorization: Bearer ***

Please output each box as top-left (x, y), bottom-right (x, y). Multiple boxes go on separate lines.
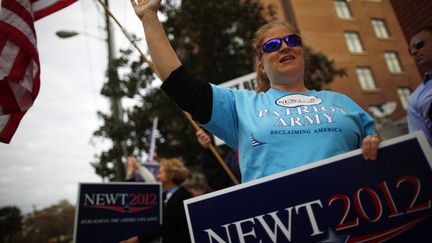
top-left (0, 0), bottom-right (76, 144)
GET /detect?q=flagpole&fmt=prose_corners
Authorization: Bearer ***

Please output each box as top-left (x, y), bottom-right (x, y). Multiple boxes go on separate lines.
top-left (148, 117), bottom-right (158, 162)
top-left (96, 0), bottom-right (240, 185)
top-left (182, 112), bottom-right (240, 185)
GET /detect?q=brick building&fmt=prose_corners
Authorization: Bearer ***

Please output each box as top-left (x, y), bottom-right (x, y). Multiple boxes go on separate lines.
top-left (390, 0), bottom-right (432, 41)
top-left (390, 0), bottom-right (432, 73)
top-left (261, 0), bottom-right (422, 125)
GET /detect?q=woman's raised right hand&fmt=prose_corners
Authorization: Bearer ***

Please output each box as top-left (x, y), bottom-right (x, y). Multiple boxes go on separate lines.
top-left (130, 0), bottom-right (162, 20)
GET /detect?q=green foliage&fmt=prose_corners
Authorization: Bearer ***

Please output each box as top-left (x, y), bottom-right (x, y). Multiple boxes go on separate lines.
top-left (92, 48), bottom-right (156, 181)
top-left (303, 47), bottom-right (346, 91)
top-left (163, 0), bottom-right (271, 83)
top-left (0, 201), bottom-right (75, 243)
top-left (0, 206), bottom-right (22, 243)
top-left (20, 200), bottom-right (75, 243)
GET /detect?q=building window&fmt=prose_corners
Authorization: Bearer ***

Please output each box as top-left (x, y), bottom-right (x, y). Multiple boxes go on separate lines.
top-left (384, 52), bottom-right (403, 73)
top-left (397, 88), bottom-right (411, 110)
top-left (345, 32), bottom-right (364, 53)
top-left (334, 0), bottom-right (352, 19)
top-left (356, 67), bottom-right (377, 90)
top-left (372, 19), bottom-right (390, 38)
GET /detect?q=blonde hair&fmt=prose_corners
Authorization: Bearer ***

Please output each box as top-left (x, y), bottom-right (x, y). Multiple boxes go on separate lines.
top-left (252, 20), bottom-right (299, 92)
top-left (160, 158), bottom-right (189, 185)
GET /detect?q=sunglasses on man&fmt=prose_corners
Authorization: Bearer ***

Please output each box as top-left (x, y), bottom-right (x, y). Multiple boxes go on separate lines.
top-left (409, 39), bottom-right (428, 55)
top-left (262, 34), bottom-right (302, 53)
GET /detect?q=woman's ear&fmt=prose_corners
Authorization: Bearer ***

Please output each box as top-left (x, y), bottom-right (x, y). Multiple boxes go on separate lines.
top-left (167, 171), bottom-right (174, 181)
top-left (258, 59), bottom-right (266, 74)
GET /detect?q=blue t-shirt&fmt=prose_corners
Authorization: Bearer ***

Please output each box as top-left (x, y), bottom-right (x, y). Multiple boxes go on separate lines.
top-left (203, 85), bottom-right (376, 182)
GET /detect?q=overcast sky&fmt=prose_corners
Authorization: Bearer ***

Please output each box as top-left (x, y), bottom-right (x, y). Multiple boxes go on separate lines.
top-left (0, 0), bottom-right (148, 214)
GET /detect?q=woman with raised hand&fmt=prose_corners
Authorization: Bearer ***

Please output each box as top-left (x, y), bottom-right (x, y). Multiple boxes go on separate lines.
top-left (130, 0), bottom-right (381, 183)
top-left (120, 158), bottom-right (192, 243)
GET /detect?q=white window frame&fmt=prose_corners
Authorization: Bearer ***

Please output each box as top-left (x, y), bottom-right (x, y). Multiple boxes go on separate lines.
top-left (384, 52), bottom-right (403, 73)
top-left (397, 87), bottom-right (411, 110)
top-left (334, 0), bottom-right (352, 19)
top-left (372, 19), bottom-right (390, 38)
top-left (356, 67), bottom-right (377, 90)
top-left (345, 32), bottom-right (364, 53)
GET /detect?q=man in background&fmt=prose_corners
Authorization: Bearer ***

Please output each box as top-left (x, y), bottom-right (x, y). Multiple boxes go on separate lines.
top-left (408, 25), bottom-right (432, 146)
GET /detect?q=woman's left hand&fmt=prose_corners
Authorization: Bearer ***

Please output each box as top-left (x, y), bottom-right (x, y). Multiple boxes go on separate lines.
top-left (361, 135), bottom-right (381, 160)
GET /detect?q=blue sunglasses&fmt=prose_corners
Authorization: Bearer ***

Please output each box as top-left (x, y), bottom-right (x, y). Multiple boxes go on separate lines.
top-left (262, 34), bottom-right (302, 53)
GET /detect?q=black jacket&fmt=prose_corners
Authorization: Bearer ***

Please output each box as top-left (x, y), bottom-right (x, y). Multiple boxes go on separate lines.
top-left (139, 186), bottom-right (192, 243)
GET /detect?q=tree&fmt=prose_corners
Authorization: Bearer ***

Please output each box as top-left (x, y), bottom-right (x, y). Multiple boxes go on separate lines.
top-left (162, 0), bottom-right (272, 83)
top-left (0, 206), bottom-right (22, 243)
top-left (303, 46), bottom-right (346, 91)
top-left (0, 201), bottom-right (75, 243)
top-left (91, 0), bottom-right (345, 180)
top-left (18, 200), bottom-right (75, 243)
top-left (91, 47), bottom-right (157, 181)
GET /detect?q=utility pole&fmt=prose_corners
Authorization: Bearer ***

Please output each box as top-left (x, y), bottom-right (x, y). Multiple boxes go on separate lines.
top-left (104, 0), bottom-right (126, 181)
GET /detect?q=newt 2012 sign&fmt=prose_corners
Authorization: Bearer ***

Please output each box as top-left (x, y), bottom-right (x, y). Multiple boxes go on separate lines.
top-left (184, 132), bottom-right (432, 243)
top-left (74, 182), bottom-right (162, 243)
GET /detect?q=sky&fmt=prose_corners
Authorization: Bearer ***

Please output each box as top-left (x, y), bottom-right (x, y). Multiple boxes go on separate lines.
top-left (0, 0), bottom-right (148, 214)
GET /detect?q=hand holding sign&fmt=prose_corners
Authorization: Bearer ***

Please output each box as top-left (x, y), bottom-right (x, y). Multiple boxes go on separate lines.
top-left (119, 236), bottom-right (138, 243)
top-left (361, 135), bottom-right (381, 160)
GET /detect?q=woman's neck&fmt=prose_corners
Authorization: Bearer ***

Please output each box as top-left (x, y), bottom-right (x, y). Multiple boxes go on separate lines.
top-left (271, 82), bottom-right (309, 92)
top-left (163, 181), bottom-right (177, 191)
top-left (269, 73), bottom-right (309, 92)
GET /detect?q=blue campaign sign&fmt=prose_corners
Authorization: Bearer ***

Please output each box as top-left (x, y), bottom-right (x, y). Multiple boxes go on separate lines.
top-left (184, 132), bottom-right (432, 243)
top-left (73, 182), bottom-right (162, 243)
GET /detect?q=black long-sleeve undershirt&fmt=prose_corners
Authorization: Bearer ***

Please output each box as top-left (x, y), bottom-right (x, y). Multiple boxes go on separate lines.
top-left (161, 65), bottom-right (213, 124)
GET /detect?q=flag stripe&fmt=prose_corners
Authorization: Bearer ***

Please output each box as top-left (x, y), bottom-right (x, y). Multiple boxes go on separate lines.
top-left (22, 57), bottom-right (37, 90)
top-left (0, 24), bottom-right (37, 113)
top-left (0, 38), bottom-right (16, 79)
top-left (0, 36), bottom-right (6, 51)
top-left (0, 45), bottom-right (30, 115)
top-left (0, 15), bottom-right (38, 62)
top-left (9, 49), bottom-right (31, 85)
top-left (0, 82), bottom-right (20, 113)
top-left (14, 61), bottom-right (38, 111)
top-left (0, 112), bottom-right (25, 143)
top-left (33, 0), bottom-right (76, 20)
top-left (2, 0), bottom-right (36, 36)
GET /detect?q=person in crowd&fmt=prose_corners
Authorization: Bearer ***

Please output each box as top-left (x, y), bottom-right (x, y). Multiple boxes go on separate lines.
top-left (407, 25), bottom-right (432, 146)
top-left (125, 156), bottom-right (157, 182)
top-left (196, 128), bottom-right (241, 191)
top-left (120, 158), bottom-right (192, 243)
top-left (129, 0), bottom-right (380, 183)
top-left (182, 171), bottom-right (209, 196)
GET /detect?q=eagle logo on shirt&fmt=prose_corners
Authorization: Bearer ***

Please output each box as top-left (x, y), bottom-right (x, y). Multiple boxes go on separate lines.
top-left (251, 133), bottom-right (266, 147)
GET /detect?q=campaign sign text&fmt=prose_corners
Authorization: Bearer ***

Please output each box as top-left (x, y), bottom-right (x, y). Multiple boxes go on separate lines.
top-left (184, 132), bottom-right (432, 243)
top-left (74, 183), bottom-right (162, 243)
